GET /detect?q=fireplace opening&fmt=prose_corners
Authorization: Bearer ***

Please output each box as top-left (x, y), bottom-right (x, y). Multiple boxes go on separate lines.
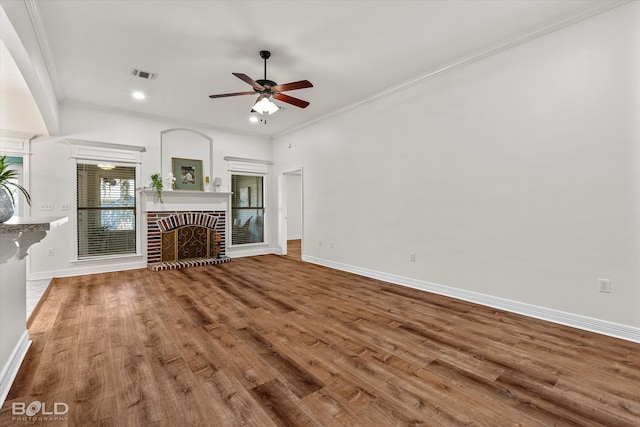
top-left (161, 226), bottom-right (221, 262)
top-left (147, 211), bottom-right (230, 271)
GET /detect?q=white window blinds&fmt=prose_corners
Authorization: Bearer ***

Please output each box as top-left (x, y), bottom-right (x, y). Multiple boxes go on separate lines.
top-left (77, 164), bottom-right (136, 258)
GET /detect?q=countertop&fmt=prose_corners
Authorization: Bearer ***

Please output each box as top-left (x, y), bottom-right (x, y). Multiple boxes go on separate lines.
top-left (0, 216), bottom-right (69, 234)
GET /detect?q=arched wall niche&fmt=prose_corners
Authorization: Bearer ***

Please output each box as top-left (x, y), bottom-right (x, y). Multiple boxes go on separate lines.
top-left (160, 128), bottom-right (213, 188)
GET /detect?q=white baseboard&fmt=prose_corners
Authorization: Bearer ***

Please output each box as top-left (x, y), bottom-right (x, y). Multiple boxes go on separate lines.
top-left (0, 331), bottom-right (31, 407)
top-left (227, 245), bottom-right (279, 259)
top-left (303, 255), bottom-right (640, 344)
top-left (28, 260), bottom-right (146, 281)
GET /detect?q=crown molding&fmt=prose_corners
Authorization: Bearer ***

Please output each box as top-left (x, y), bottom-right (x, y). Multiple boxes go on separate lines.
top-left (24, 0), bottom-right (64, 103)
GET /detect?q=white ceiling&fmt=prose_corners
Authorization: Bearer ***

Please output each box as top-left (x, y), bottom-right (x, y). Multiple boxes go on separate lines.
top-left (4, 0), bottom-right (622, 137)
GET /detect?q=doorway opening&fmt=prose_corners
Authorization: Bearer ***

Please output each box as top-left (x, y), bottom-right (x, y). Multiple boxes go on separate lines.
top-left (281, 169), bottom-right (303, 260)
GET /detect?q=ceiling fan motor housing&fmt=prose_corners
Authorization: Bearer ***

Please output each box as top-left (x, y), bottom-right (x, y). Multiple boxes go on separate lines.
top-left (256, 79), bottom-right (278, 90)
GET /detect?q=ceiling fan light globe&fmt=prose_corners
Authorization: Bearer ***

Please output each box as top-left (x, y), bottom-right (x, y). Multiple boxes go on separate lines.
top-left (253, 97), bottom-right (279, 115)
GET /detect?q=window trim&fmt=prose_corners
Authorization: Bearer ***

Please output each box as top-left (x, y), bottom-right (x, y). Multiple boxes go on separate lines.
top-left (226, 158), bottom-right (271, 249)
top-left (75, 161), bottom-right (140, 260)
top-left (70, 139), bottom-right (144, 262)
top-left (0, 130), bottom-right (34, 218)
top-left (229, 172), bottom-right (267, 247)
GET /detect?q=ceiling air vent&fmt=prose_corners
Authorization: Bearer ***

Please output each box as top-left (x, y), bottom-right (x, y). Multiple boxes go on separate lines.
top-left (131, 69), bottom-right (157, 80)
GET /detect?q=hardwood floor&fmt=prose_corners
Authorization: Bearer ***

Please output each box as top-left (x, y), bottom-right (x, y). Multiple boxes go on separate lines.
top-left (2, 254), bottom-right (639, 426)
top-left (285, 239), bottom-right (301, 260)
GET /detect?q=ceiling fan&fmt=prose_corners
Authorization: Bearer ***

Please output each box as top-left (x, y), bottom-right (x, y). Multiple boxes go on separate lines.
top-left (209, 50), bottom-right (313, 115)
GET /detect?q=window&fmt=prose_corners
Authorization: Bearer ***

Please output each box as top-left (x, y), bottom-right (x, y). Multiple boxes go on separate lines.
top-left (231, 174), bottom-right (264, 245)
top-left (5, 156), bottom-right (24, 216)
top-left (77, 164), bottom-right (136, 258)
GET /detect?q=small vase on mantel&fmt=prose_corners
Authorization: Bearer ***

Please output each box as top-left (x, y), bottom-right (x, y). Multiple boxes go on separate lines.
top-left (0, 189), bottom-right (14, 223)
top-left (164, 173), bottom-right (175, 191)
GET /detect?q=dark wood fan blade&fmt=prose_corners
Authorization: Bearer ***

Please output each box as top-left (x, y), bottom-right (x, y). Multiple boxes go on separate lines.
top-left (209, 91), bottom-right (255, 98)
top-left (232, 73), bottom-right (264, 90)
top-left (273, 93), bottom-right (310, 109)
top-left (273, 80), bottom-right (313, 92)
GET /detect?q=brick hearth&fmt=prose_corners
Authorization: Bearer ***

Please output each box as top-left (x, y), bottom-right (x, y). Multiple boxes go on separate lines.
top-left (146, 210), bottom-right (229, 271)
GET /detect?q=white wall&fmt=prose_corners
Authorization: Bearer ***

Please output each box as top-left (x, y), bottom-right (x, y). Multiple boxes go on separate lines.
top-left (0, 91), bottom-right (47, 136)
top-left (27, 104), bottom-right (271, 278)
top-left (273, 4), bottom-right (640, 334)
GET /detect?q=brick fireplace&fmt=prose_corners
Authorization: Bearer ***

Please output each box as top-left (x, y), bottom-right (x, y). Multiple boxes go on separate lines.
top-left (142, 190), bottom-right (231, 271)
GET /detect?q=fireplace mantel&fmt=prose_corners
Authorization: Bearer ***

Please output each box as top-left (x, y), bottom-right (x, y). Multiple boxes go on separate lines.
top-left (140, 189), bottom-right (231, 212)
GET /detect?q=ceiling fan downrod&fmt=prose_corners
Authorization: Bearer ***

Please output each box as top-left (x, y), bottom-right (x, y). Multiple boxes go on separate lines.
top-left (260, 50), bottom-right (271, 81)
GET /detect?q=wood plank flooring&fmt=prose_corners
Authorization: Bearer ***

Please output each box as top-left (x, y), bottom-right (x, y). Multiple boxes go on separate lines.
top-left (284, 239), bottom-right (301, 261)
top-left (2, 253), bottom-right (639, 426)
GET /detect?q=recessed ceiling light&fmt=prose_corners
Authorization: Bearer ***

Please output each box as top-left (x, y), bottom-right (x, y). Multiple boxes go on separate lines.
top-left (132, 91), bottom-right (146, 100)
top-left (249, 115), bottom-right (259, 123)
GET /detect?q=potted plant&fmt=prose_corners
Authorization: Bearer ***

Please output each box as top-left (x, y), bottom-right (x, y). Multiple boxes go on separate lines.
top-left (150, 173), bottom-right (163, 203)
top-left (0, 155), bottom-right (32, 223)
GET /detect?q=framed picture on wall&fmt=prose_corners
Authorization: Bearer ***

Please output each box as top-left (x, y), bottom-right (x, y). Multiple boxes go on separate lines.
top-left (172, 157), bottom-right (203, 191)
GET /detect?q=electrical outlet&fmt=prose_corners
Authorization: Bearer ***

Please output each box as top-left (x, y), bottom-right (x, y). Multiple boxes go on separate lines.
top-left (599, 278), bottom-right (611, 293)
top-left (40, 203), bottom-right (54, 211)
top-left (329, 242), bottom-right (334, 248)
top-left (409, 252), bottom-right (416, 262)
top-left (47, 248), bottom-right (54, 256)
top-left (318, 240), bottom-right (322, 247)
top-left (61, 203), bottom-right (72, 210)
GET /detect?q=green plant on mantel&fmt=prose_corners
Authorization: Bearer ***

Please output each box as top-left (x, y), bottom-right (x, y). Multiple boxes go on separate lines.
top-left (150, 173), bottom-right (163, 203)
top-left (0, 155), bottom-right (32, 206)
